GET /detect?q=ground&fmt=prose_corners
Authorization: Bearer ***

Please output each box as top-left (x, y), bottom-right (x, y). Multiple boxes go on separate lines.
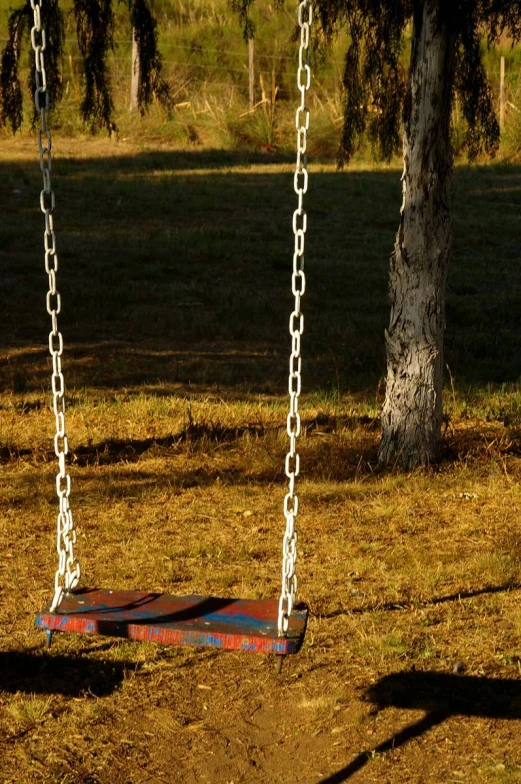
top-left (1, 137), bottom-right (521, 783)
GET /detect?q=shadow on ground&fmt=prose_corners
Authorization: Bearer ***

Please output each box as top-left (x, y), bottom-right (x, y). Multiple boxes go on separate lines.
top-left (320, 670), bottom-right (521, 783)
top-left (3, 149), bottom-right (521, 392)
top-left (0, 650), bottom-right (129, 697)
top-left (318, 581), bottom-right (521, 618)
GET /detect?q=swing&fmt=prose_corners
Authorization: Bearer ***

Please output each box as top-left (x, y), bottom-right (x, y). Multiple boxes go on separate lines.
top-left (34, 0), bottom-right (312, 656)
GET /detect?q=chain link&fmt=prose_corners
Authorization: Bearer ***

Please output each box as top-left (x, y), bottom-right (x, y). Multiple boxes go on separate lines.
top-left (278, 0), bottom-right (312, 636)
top-left (30, 0), bottom-right (81, 612)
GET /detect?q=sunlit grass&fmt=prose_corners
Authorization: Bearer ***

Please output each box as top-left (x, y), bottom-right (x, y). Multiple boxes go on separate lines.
top-left (5, 695), bottom-right (53, 731)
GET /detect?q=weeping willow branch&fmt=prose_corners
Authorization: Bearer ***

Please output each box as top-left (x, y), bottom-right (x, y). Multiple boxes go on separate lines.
top-left (232, 0), bottom-right (521, 165)
top-left (0, 0), bottom-right (64, 132)
top-left (0, 4), bottom-right (28, 132)
top-left (35, 0), bottom-right (66, 120)
top-left (128, 0), bottom-right (170, 114)
top-left (0, 0), bottom-right (169, 133)
top-left (74, 0), bottom-right (116, 132)
top-left (229, 0), bottom-right (256, 41)
top-left (454, 15), bottom-right (500, 160)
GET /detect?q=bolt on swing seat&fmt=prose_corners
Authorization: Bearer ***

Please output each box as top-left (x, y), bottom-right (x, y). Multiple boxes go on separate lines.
top-left (32, 0), bottom-right (313, 657)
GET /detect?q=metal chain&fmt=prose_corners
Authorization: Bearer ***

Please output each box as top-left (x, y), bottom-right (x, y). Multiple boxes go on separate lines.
top-left (30, 0), bottom-right (81, 612)
top-left (278, 0), bottom-right (312, 636)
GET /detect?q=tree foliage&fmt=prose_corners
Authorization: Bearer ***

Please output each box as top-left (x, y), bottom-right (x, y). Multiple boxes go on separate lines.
top-left (0, 0), bottom-right (170, 133)
top-left (229, 0), bottom-right (256, 41)
top-left (232, 0), bottom-right (521, 163)
top-left (129, 0), bottom-right (169, 113)
top-left (0, 0), bottom-right (64, 132)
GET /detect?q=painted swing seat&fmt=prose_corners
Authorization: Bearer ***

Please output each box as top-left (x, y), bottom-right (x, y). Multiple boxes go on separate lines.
top-left (35, 589), bottom-right (308, 654)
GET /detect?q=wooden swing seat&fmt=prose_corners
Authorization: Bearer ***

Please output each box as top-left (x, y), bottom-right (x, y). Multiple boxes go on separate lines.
top-left (35, 588), bottom-right (308, 654)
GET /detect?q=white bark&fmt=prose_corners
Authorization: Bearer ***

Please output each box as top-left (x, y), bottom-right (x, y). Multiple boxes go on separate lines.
top-left (378, 0), bottom-right (457, 468)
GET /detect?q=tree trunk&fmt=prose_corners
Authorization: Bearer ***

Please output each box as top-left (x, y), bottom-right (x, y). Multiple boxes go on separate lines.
top-left (378, 0), bottom-right (457, 469)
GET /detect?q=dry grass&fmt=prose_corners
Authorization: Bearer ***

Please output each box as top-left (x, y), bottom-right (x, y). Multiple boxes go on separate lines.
top-left (1, 137), bottom-right (521, 783)
top-left (2, 408), bottom-right (521, 783)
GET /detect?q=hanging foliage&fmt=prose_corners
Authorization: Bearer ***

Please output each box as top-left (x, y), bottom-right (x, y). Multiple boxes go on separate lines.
top-left (229, 0), bottom-right (256, 41)
top-left (0, 0), bottom-right (64, 132)
top-left (127, 0), bottom-right (170, 114)
top-left (74, 0), bottom-right (116, 132)
top-left (311, 0), bottom-right (518, 163)
top-left (231, 0), bottom-right (521, 163)
top-left (0, 0), bottom-right (170, 133)
top-left (0, 5), bottom-right (29, 132)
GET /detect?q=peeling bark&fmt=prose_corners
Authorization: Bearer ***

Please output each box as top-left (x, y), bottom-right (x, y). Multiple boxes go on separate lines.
top-left (378, 0), bottom-right (457, 469)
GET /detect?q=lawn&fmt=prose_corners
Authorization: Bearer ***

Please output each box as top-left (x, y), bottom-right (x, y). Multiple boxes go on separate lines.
top-left (1, 134), bottom-right (521, 783)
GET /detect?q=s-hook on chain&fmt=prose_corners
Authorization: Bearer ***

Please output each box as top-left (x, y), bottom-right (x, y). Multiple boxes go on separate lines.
top-left (30, 0), bottom-right (81, 612)
top-left (278, 0), bottom-right (312, 636)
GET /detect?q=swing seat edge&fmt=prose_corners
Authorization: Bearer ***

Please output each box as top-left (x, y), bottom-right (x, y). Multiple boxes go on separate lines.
top-left (35, 588), bottom-right (308, 655)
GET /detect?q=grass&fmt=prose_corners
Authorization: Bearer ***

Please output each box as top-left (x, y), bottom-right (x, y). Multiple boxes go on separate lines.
top-left (6, 695), bottom-right (53, 730)
top-left (1, 136), bottom-right (521, 782)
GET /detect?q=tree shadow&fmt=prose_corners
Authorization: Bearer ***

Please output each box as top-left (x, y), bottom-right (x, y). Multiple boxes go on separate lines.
top-left (319, 670), bottom-right (521, 783)
top-left (0, 650), bottom-right (130, 697)
top-left (318, 580), bottom-right (521, 619)
top-left (2, 151), bottom-right (396, 395)
top-left (3, 148), bottom-right (521, 396)
top-left (0, 407), bottom-right (378, 476)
